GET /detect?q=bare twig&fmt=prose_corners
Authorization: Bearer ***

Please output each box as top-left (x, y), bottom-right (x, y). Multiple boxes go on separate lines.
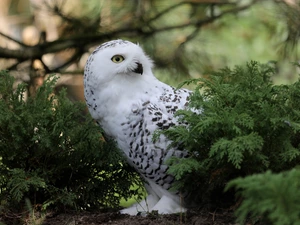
top-left (147, 1), bottom-right (187, 23)
top-left (51, 50), bottom-right (83, 73)
top-left (0, 31), bottom-right (28, 47)
top-left (0, 0), bottom-right (259, 74)
top-left (144, 0), bottom-right (258, 35)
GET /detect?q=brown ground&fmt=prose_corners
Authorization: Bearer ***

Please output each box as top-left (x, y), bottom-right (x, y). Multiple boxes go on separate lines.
top-left (1, 209), bottom-right (238, 225)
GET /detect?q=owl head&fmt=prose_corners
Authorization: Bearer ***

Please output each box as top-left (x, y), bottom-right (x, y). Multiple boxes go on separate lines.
top-left (84, 40), bottom-right (154, 90)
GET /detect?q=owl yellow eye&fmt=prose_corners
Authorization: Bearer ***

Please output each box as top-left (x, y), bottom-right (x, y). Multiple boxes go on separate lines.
top-left (111, 55), bottom-right (125, 63)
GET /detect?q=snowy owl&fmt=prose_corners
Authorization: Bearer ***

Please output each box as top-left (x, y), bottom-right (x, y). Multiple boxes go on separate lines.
top-left (84, 39), bottom-right (191, 215)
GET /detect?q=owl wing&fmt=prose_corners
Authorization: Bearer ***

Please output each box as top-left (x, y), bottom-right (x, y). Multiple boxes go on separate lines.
top-left (121, 87), bottom-right (191, 190)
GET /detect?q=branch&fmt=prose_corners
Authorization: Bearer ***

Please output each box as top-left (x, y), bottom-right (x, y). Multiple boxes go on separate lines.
top-left (51, 50), bottom-right (83, 72)
top-left (0, 46), bottom-right (37, 60)
top-left (0, 0), bottom-right (258, 72)
top-left (147, 2), bottom-right (187, 23)
top-left (147, 0), bottom-right (234, 24)
top-left (0, 31), bottom-right (28, 47)
top-left (150, 0), bottom-right (259, 34)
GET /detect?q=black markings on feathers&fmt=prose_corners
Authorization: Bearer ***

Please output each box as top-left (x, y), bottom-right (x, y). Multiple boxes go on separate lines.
top-left (119, 88), bottom-right (191, 191)
top-left (92, 40), bottom-right (130, 55)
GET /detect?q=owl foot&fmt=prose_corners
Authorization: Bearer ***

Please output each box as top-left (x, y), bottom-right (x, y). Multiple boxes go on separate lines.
top-left (120, 194), bottom-right (159, 216)
top-left (120, 194), bottom-right (186, 216)
top-left (151, 195), bottom-right (186, 214)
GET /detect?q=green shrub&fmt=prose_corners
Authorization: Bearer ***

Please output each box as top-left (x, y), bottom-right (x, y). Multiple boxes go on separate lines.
top-left (162, 61), bottom-right (300, 207)
top-left (226, 168), bottom-right (300, 225)
top-left (0, 71), bottom-right (141, 212)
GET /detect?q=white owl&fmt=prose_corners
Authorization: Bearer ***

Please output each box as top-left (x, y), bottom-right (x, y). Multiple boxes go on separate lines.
top-left (84, 40), bottom-right (191, 215)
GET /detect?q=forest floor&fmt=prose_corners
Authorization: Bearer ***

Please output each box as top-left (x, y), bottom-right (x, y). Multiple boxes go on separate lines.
top-left (1, 208), bottom-right (238, 225)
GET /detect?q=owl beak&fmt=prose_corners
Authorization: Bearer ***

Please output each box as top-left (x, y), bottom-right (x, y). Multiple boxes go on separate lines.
top-left (132, 62), bottom-right (143, 75)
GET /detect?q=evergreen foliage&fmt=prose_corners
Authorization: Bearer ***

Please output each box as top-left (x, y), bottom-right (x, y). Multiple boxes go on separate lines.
top-left (162, 61), bottom-right (300, 208)
top-left (226, 169), bottom-right (300, 225)
top-left (0, 71), bottom-right (141, 212)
